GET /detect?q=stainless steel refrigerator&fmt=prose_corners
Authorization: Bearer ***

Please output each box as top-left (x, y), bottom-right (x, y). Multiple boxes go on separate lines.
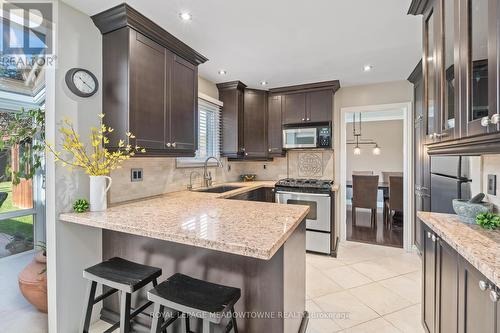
top-left (430, 156), bottom-right (472, 213)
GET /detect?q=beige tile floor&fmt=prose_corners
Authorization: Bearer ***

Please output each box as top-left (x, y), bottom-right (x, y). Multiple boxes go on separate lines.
top-left (1, 242), bottom-right (422, 333)
top-left (306, 241), bottom-right (424, 333)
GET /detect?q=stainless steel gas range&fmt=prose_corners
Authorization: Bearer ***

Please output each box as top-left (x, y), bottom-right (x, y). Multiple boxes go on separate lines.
top-left (275, 178), bottom-right (337, 256)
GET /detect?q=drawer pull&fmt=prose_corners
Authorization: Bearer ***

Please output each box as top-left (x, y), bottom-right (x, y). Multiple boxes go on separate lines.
top-left (489, 290), bottom-right (499, 302)
top-left (479, 280), bottom-right (491, 291)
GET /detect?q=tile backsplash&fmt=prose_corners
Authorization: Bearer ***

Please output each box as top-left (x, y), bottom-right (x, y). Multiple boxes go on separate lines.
top-left (109, 150), bottom-right (334, 204)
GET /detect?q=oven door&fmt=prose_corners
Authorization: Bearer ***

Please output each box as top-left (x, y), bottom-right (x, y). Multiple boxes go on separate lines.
top-left (282, 128), bottom-right (317, 149)
top-left (275, 191), bottom-right (331, 232)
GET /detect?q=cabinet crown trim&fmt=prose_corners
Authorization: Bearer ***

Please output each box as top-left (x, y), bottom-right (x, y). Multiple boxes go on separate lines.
top-left (91, 3), bottom-right (208, 66)
top-left (216, 81), bottom-right (247, 91)
top-left (407, 60), bottom-right (422, 84)
top-left (269, 80), bottom-right (340, 94)
top-left (407, 0), bottom-right (430, 15)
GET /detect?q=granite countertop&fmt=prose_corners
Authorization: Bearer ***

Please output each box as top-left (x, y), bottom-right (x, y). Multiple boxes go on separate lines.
top-left (417, 211), bottom-right (500, 286)
top-left (60, 181), bottom-right (310, 260)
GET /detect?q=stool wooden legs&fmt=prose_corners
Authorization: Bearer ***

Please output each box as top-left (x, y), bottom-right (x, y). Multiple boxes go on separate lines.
top-left (119, 291), bottom-right (132, 333)
top-left (151, 303), bottom-right (165, 333)
top-left (81, 281), bottom-right (97, 333)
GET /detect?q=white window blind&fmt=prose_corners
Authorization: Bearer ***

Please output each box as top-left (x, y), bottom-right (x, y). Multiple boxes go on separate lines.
top-left (176, 95), bottom-right (222, 168)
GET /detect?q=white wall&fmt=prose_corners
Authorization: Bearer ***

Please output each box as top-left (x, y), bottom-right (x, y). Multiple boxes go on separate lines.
top-left (346, 119), bottom-right (404, 180)
top-left (198, 76), bottom-right (219, 99)
top-left (334, 80), bottom-right (413, 182)
top-left (45, 3), bottom-right (103, 331)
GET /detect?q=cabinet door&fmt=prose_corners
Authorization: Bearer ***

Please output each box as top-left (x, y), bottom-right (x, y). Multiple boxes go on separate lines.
top-left (439, 0), bottom-right (459, 141)
top-left (458, 257), bottom-right (497, 333)
top-left (462, 0), bottom-right (497, 136)
top-left (283, 93), bottom-right (306, 124)
top-left (243, 89), bottom-right (267, 158)
top-left (436, 238), bottom-right (459, 333)
top-left (268, 94), bottom-right (284, 156)
top-left (129, 31), bottom-right (166, 150)
top-left (424, 6), bottom-right (439, 144)
top-left (170, 55), bottom-right (197, 153)
top-left (422, 224), bottom-right (437, 333)
top-left (413, 64), bottom-right (425, 251)
top-left (307, 90), bottom-right (332, 123)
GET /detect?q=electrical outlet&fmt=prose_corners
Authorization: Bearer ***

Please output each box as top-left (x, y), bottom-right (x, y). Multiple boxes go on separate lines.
top-left (488, 174), bottom-right (497, 195)
top-left (131, 168), bottom-right (143, 182)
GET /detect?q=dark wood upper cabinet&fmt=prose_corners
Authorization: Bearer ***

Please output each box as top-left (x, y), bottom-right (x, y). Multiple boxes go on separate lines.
top-left (129, 30), bottom-right (168, 150)
top-left (243, 89), bottom-right (268, 158)
top-left (409, 0), bottom-right (500, 154)
top-left (170, 56), bottom-right (198, 152)
top-left (283, 93), bottom-right (307, 124)
top-left (216, 81), bottom-right (246, 158)
top-left (307, 90), bottom-right (333, 123)
top-left (271, 80), bottom-right (339, 125)
top-left (93, 4), bottom-right (207, 157)
top-left (268, 94), bottom-right (285, 157)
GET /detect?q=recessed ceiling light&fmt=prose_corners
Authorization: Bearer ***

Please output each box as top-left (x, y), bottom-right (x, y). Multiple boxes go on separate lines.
top-left (260, 81), bottom-right (268, 86)
top-left (218, 70), bottom-right (227, 75)
top-left (179, 12), bottom-right (192, 21)
top-left (363, 65), bottom-right (373, 72)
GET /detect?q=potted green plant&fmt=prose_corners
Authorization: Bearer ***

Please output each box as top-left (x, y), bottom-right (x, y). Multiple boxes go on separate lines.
top-left (476, 212), bottom-right (500, 230)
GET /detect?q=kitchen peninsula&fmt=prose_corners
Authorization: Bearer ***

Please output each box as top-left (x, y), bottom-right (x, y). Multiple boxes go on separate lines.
top-left (60, 182), bottom-right (309, 333)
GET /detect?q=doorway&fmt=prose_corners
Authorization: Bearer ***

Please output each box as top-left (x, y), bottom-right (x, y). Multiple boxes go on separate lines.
top-left (339, 103), bottom-right (414, 251)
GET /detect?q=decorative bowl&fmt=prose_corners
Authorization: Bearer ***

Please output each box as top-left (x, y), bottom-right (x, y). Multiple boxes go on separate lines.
top-left (452, 199), bottom-right (493, 224)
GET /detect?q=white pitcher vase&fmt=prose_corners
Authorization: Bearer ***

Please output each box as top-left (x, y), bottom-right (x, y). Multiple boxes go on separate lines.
top-left (89, 176), bottom-right (112, 212)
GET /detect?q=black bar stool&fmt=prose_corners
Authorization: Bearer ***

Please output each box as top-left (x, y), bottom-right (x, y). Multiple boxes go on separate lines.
top-left (148, 273), bottom-right (241, 333)
top-left (80, 257), bottom-right (162, 333)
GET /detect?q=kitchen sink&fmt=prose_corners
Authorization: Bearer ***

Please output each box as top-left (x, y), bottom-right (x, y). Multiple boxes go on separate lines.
top-left (196, 185), bottom-right (243, 193)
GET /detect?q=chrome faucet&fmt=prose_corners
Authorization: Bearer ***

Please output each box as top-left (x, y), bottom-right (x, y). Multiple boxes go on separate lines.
top-left (203, 156), bottom-right (223, 187)
top-left (187, 171), bottom-right (200, 191)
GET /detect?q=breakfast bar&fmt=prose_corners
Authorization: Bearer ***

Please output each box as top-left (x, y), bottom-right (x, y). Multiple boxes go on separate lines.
top-left (60, 182), bottom-right (310, 333)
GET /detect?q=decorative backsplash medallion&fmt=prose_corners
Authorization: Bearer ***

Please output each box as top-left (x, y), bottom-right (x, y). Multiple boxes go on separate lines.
top-left (298, 152), bottom-right (323, 177)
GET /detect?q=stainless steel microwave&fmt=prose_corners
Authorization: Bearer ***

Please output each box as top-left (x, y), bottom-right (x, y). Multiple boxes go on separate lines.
top-left (282, 125), bottom-right (331, 149)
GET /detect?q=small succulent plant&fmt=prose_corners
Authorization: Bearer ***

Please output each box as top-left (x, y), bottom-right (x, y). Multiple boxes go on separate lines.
top-left (476, 212), bottom-right (500, 230)
top-left (73, 199), bottom-right (90, 213)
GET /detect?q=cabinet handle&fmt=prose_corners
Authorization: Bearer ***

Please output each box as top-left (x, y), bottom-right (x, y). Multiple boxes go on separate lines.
top-left (435, 133), bottom-right (448, 138)
top-left (490, 290), bottom-right (500, 303)
top-left (172, 142), bottom-right (177, 148)
top-left (481, 116), bottom-right (491, 127)
top-left (268, 148), bottom-right (272, 152)
top-left (479, 280), bottom-right (491, 291)
top-left (491, 114), bottom-right (500, 125)
top-left (302, 118), bottom-right (305, 121)
top-left (241, 147), bottom-right (245, 152)
top-left (245, 152), bottom-right (249, 156)
top-left (166, 142), bottom-right (171, 148)
top-left (306, 118), bottom-right (310, 121)
top-left (431, 234), bottom-right (437, 242)
top-left (427, 231), bottom-right (432, 239)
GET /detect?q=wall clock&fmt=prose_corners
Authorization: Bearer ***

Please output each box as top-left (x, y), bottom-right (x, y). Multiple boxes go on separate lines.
top-left (65, 68), bottom-right (99, 97)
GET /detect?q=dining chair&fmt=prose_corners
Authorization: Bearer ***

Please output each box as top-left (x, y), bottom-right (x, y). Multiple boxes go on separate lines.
top-left (352, 175), bottom-right (379, 228)
top-left (352, 171), bottom-right (374, 176)
top-left (384, 176), bottom-right (403, 229)
top-left (381, 171), bottom-right (403, 183)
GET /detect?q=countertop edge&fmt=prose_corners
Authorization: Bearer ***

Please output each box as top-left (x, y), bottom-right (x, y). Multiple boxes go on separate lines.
top-left (60, 181), bottom-right (311, 260)
top-left (417, 211), bottom-right (500, 287)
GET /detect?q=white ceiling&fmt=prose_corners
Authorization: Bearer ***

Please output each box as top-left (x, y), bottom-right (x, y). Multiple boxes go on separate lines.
top-left (63, 0), bottom-right (422, 89)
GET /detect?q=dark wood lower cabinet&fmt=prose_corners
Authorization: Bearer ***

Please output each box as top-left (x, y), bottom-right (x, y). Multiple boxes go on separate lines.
top-left (436, 238), bottom-right (458, 333)
top-left (421, 221), bottom-right (499, 333)
top-left (422, 224), bottom-right (437, 333)
top-left (458, 257), bottom-right (498, 333)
